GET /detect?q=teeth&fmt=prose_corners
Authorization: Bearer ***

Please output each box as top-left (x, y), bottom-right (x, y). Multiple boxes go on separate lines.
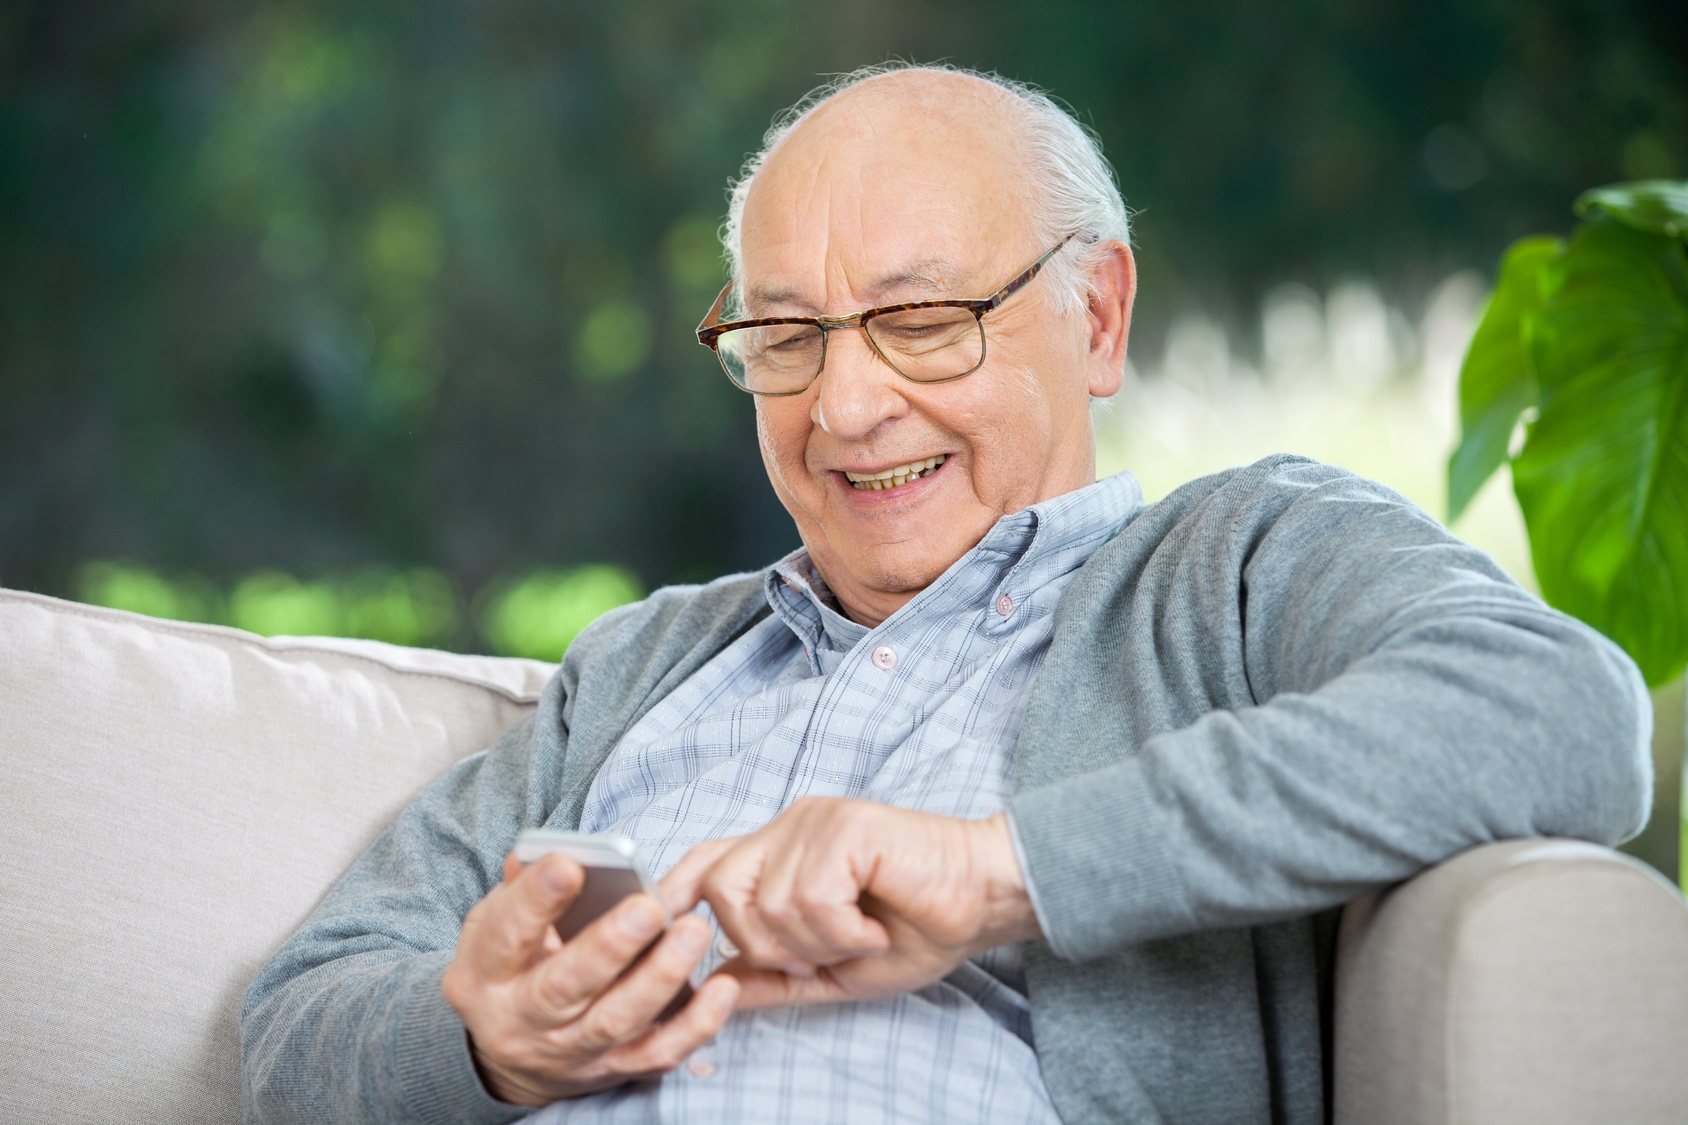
top-left (845, 455), bottom-right (947, 490)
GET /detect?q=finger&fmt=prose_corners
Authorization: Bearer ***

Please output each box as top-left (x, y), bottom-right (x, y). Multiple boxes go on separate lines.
top-left (498, 851), bottom-right (563, 959)
top-left (720, 798), bottom-right (876, 969)
top-left (658, 837), bottom-right (738, 913)
top-left (700, 848), bottom-right (817, 977)
top-left (522, 892), bottom-right (669, 1024)
top-left (744, 858), bottom-right (843, 968)
top-left (503, 851), bottom-right (570, 952)
top-left (781, 903), bottom-right (889, 966)
top-left (719, 963), bottom-right (853, 1010)
top-left (750, 831), bottom-right (889, 967)
top-left (604, 973), bottom-right (742, 1075)
top-left (785, 876), bottom-right (891, 963)
top-left (463, 854), bottom-right (585, 979)
top-left (566, 914), bottom-right (715, 1051)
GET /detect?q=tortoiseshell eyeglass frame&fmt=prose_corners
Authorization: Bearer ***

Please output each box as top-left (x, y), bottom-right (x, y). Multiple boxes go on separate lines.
top-left (694, 236), bottom-right (1075, 396)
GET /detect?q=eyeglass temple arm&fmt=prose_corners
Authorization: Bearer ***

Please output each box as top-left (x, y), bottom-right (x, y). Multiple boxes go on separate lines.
top-left (696, 282), bottom-right (734, 344)
top-left (980, 236), bottom-right (1075, 312)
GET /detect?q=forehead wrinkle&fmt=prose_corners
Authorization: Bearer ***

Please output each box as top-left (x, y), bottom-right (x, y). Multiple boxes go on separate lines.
top-left (863, 257), bottom-right (959, 299)
top-left (750, 252), bottom-right (963, 314)
top-left (743, 149), bottom-right (842, 314)
top-left (746, 282), bottom-right (807, 310)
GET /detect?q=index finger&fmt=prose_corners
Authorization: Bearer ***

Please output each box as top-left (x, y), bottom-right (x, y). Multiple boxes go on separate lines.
top-left (461, 853), bottom-right (585, 980)
top-left (658, 836), bottom-right (739, 913)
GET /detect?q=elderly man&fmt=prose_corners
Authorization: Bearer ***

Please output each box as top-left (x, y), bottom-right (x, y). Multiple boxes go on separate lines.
top-left (242, 65), bottom-right (1650, 1124)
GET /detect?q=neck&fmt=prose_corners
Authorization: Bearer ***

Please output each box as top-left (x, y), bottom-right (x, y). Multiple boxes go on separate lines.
top-left (834, 586), bottom-right (916, 630)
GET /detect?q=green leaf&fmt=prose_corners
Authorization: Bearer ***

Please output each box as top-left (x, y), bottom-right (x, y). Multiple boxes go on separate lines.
top-left (1447, 236), bottom-right (1562, 521)
top-left (1575, 180), bottom-right (1688, 240)
top-left (1512, 215), bottom-right (1688, 685)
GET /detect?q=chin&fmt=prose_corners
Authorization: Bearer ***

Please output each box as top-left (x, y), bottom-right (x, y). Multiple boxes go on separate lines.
top-left (851, 550), bottom-right (955, 596)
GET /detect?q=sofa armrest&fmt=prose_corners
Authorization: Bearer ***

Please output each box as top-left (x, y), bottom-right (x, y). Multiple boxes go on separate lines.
top-left (1333, 839), bottom-right (1688, 1125)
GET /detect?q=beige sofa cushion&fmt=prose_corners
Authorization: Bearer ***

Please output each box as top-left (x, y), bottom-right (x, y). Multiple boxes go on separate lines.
top-left (0, 589), bottom-right (554, 1125)
top-left (1334, 838), bottom-right (1688, 1125)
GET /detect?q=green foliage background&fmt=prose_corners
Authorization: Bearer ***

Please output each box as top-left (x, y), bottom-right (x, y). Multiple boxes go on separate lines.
top-left (2, 0), bottom-right (1685, 651)
top-left (1449, 182), bottom-right (1688, 686)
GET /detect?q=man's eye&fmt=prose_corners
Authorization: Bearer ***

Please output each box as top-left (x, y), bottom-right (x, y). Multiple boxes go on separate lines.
top-left (872, 315), bottom-right (975, 350)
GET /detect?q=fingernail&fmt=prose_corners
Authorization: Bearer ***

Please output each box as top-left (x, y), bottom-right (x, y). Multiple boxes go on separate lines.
top-left (710, 981), bottom-right (738, 1014)
top-left (674, 923), bottom-right (710, 956)
top-left (619, 898), bottom-right (663, 940)
top-left (542, 861), bottom-right (574, 895)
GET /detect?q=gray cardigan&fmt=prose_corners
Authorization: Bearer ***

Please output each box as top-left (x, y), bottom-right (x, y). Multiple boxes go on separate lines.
top-left (241, 456), bottom-right (1652, 1125)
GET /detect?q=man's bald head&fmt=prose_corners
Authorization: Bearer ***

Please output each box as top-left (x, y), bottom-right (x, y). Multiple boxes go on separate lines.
top-left (723, 64), bottom-right (1130, 320)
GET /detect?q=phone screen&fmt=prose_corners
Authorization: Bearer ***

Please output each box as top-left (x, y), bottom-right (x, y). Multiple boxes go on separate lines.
top-left (552, 865), bottom-right (646, 941)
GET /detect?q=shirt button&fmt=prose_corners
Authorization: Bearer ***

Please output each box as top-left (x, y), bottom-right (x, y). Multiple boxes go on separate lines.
top-left (995, 594), bottom-right (1014, 616)
top-left (716, 935), bottom-right (739, 959)
top-left (687, 1058), bottom-right (718, 1079)
top-left (871, 645), bottom-right (898, 671)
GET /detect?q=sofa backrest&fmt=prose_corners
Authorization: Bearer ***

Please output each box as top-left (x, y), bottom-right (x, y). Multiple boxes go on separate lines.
top-left (0, 589), bottom-right (555, 1125)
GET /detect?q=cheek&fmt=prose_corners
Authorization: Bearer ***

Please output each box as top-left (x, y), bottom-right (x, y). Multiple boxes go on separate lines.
top-left (970, 360), bottom-right (1057, 440)
top-left (952, 363), bottom-right (1062, 493)
top-left (755, 400), bottom-right (814, 493)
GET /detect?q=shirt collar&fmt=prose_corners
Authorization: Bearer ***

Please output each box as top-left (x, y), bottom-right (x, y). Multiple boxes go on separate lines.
top-left (766, 552), bottom-right (867, 661)
top-left (764, 469), bottom-right (1144, 659)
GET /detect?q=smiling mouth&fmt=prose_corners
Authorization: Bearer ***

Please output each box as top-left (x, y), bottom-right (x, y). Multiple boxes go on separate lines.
top-left (843, 455), bottom-right (948, 491)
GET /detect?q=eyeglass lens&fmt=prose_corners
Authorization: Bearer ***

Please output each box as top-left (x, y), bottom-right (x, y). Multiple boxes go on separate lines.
top-left (716, 307), bottom-right (985, 394)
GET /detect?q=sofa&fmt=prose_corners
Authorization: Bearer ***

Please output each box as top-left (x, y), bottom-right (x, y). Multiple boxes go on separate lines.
top-left (3, 587), bottom-right (1686, 1124)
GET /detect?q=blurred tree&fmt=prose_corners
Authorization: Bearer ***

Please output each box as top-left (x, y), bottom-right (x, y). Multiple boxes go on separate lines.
top-left (1, 0), bottom-right (1683, 648)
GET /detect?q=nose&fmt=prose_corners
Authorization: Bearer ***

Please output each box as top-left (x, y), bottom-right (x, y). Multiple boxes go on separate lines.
top-left (812, 327), bottom-right (908, 441)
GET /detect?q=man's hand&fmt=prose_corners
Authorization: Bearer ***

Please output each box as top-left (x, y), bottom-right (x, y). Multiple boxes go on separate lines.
top-left (441, 852), bottom-right (741, 1107)
top-left (661, 799), bottom-right (1042, 1009)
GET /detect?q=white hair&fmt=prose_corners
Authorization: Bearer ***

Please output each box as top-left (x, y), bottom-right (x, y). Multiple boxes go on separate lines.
top-left (721, 62), bottom-right (1131, 318)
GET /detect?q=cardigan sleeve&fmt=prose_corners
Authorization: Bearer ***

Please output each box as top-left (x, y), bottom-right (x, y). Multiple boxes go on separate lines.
top-left (239, 707), bottom-right (549, 1125)
top-left (1010, 457), bottom-right (1653, 962)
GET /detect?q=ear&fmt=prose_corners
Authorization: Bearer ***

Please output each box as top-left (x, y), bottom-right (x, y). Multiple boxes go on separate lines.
top-left (1082, 241), bottom-right (1136, 399)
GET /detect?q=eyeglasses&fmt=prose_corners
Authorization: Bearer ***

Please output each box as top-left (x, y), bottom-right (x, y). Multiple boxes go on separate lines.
top-left (694, 237), bottom-right (1073, 396)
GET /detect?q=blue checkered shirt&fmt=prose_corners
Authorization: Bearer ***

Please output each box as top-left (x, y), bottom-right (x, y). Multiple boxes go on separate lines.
top-left (522, 472), bottom-right (1142, 1124)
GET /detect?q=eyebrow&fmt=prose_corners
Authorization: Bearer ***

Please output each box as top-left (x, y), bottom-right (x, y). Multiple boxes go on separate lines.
top-left (747, 257), bottom-right (964, 314)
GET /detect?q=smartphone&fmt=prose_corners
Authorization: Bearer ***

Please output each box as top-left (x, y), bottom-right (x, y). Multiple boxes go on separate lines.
top-left (514, 829), bottom-right (670, 941)
top-left (513, 828), bottom-right (693, 1019)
